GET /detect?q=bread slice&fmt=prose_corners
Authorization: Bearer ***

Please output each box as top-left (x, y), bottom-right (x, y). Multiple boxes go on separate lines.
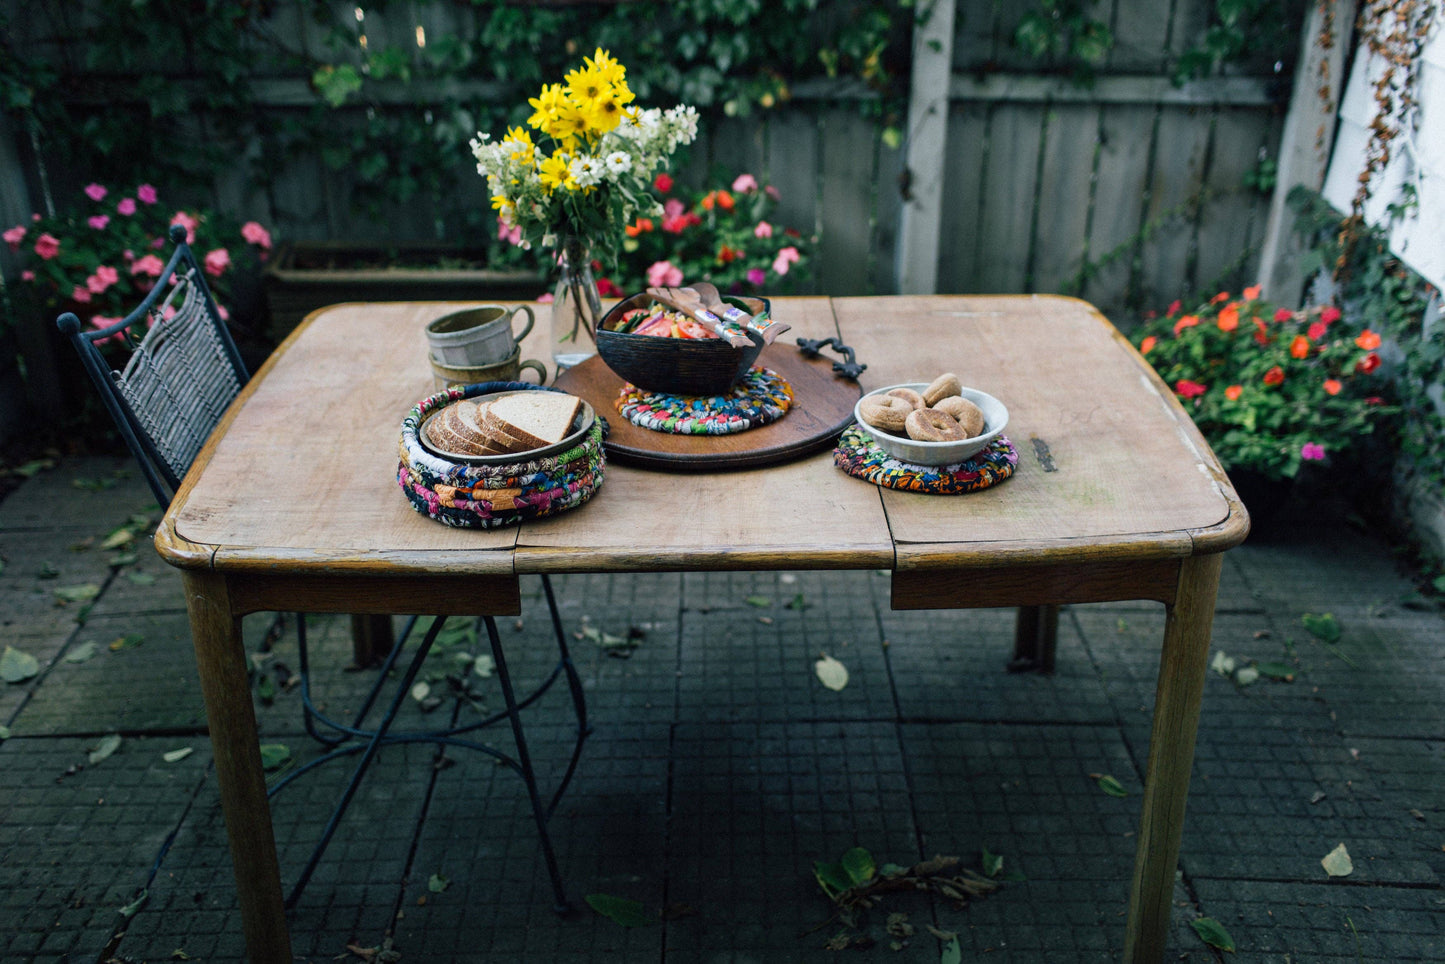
top-left (445, 400), bottom-right (496, 448)
top-left (487, 392), bottom-right (582, 450)
top-left (481, 409), bottom-right (541, 453)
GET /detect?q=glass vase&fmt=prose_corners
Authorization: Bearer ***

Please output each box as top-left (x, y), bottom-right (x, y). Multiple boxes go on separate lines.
top-left (549, 235), bottom-right (602, 376)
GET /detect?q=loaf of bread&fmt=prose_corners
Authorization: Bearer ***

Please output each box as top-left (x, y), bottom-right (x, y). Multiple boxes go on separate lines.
top-left (425, 392), bottom-right (583, 458)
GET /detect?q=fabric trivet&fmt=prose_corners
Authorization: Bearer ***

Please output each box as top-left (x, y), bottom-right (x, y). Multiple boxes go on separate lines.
top-left (832, 424), bottom-right (1018, 494)
top-left (616, 366), bottom-right (792, 435)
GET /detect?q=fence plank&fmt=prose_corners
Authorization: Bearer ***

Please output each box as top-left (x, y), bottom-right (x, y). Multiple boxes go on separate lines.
top-left (936, 102), bottom-right (990, 292)
top-left (1031, 102), bottom-right (1102, 294)
top-left (1193, 107), bottom-right (1279, 296)
top-left (1081, 104), bottom-right (1156, 316)
top-left (761, 109), bottom-right (822, 272)
top-left (1108, 0), bottom-right (1174, 72)
top-left (1136, 106), bottom-right (1212, 310)
top-left (972, 102), bottom-right (1045, 292)
top-left (817, 109), bottom-right (879, 296)
top-left (899, 0), bottom-right (956, 293)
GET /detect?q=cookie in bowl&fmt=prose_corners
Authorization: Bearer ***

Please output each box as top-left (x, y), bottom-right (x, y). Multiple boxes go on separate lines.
top-left (853, 379), bottom-right (1007, 466)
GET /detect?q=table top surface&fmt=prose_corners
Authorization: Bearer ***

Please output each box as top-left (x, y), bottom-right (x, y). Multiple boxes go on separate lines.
top-left (156, 295), bottom-right (1247, 577)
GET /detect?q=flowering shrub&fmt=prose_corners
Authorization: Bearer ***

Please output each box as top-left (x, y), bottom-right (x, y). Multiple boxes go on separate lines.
top-left (469, 49), bottom-right (698, 263)
top-left (1132, 285), bottom-right (1395, 481)
top-left (4, 182), bottom-right (272, 345)
top-left (607, 171), bottom-right (813, 296)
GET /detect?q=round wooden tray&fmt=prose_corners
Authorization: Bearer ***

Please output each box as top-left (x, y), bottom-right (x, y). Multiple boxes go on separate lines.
top-left (554, 343), bottom-right (861, 470)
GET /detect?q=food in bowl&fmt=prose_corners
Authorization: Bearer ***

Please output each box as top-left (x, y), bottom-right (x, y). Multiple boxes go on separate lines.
top-left (424, 391), bottom-right (585, 459)
top-left (595, 291), bottom-right (770, 396)
top-left (853, 377), bottom-right (1008, 466)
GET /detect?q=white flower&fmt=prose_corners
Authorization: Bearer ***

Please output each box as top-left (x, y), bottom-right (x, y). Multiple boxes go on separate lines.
top-left (569, 155), bottom-right (604, 188)
top-left (604, 151), bottom-right (632, 175)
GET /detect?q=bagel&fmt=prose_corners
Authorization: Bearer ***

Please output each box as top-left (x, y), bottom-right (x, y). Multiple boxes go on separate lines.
top-left (922, 372), bottom-right (962, 406)
top-left (885, 387), bottom-right (926, 410)
top-left (905, 407), bottom-right (968, 442)
top-left (859, 394), bottom-right (913, 433)
top-left (934, 395), bottom-right (985, 437)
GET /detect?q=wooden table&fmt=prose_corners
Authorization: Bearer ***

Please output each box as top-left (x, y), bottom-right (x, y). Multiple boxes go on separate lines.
top-left (155, 295), bottom-right (1248, 963)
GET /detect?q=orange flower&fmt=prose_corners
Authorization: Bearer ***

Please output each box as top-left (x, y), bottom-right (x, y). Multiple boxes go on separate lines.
top-left (1243, 284), bottom-right (1262, 300)
top-left (716, 190), bottom-right (735, 212)
top-left (701, 191), bottom-right (717, 210)
top-left (1290, 335), bottom-right (1310, 359)
top-left (1323, 379), bottom-right (1342, 396)
top-left (1253, 317), bottom-right (1270, 346)
top-left (1263, 365), bottom-right (1285, 386)
top-left (1216, 305), bottom-right (1239, 332)
top-left (1210, 291), bottom-right (1230, 304)
top-left (1173, 314), bottom-right (1200, 336)
top-left (1139, 336), bottom-right (1157, 355)
top-left (1355, 329), bottom-right (1381, 350)
top-left (624, 217), bottom-right (655, 238)
top-left (1224, 384), bottom-right (1243, 401)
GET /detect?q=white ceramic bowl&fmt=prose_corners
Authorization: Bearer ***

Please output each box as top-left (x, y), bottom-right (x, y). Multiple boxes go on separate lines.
top-left (853, 383), bottom-right (1008, 466)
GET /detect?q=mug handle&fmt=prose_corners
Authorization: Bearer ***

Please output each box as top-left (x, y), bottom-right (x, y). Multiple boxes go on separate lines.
top-left (518, 358), bottom-right (548, 384)
top-left (511, 304), bottom-right (535, 344)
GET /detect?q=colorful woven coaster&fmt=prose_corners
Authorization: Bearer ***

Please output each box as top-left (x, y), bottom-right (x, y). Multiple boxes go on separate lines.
top-left (616, 366), bottom-right (792, 435)
top-left (833, 424), bottom-right (1018, 494)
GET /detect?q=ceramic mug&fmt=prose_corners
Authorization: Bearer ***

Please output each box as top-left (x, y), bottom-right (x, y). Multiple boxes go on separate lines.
top-left (429, 346), bottom-right (547, 391)
top-left (425, 304), bottom-right (536, 367)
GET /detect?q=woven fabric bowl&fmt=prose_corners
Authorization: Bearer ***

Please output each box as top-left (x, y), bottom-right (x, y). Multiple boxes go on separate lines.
top-left (398, 381), bottom-right (606, 528)
top-left (852, 383), bottom-right (1008, 466)
top-left (595, 292), bottom-right (770, 396)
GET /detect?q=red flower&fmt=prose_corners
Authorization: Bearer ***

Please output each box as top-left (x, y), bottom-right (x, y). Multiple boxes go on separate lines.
top-left (1139, 336), bottom-right (1156, 355)
top-left (1175, 379), bottom-right (1208, 399)
top-left (717, 244), bottom-right (741, 264)
top-left (1166, 299), bottom-right (1182, 317)
top-left (653, 173), bottom-right (674, 193)
top-left (1356, 352), bottom-right (1381, 374)
top-left (1253, 317), bottom-right (1270, 346)
top-left (1224, 384), bottom-right (1243, 401)
top-left (1173, 314), bottom-right (1200, 336)
top-left (1323, 379), bottom-right (1342, 396)
top-left (1273, 308), bottom-right (1293, 323)
top-left (595, 277), bottom-right (624, 297)
top-left (1355, 329), bottom-right (1381, 350)
top-left (1307, 320), bottom-right (1328, 341)
top-left (1290, 335), bottom-right (1310, 359)
top-left (1263, 366), bottom-right (1285, 386)
top-left (1319, 305), bottom-right (1342, 325)
top-left (1216, 305), bottom-right (1239, 332)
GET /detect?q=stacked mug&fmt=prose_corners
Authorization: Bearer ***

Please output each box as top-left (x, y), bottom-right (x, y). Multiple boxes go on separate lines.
top-left (425, 304), bottom-right (547, 389)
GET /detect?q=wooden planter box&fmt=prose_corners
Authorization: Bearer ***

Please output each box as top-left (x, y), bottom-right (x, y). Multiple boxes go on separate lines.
top-left (263, 242), bottom-right (547, 342)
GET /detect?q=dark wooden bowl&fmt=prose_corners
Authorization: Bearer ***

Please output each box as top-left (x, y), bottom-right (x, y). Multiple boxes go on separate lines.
top-left (596, 292), bottom-right (770, 396)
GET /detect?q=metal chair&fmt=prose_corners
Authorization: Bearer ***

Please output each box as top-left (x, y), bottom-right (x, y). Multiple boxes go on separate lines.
top-left (58, 224), bottom-right (587, 911)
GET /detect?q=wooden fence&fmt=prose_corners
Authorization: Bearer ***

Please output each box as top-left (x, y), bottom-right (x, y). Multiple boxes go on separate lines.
top-left (1, 0), bottom-right (1291, 325)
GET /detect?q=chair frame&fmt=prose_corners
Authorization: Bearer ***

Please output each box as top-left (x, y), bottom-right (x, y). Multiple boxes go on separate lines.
top-left (58, 228), bottom-right (587, 912)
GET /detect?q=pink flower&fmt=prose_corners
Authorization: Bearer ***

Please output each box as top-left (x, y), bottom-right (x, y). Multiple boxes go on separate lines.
top-left (754, 220), bottom-right (773, 239)
top-left (88, 214), bottom-right (110, 231)
top-left (647, 260), bottom-right (683, 288)
top-left (216, 304), bottom-right (230, 321)
top-left (130, 254), bottom-right (165, 277)
top-left (537, 292), bottom-right (555, 304)
top-left (732, 173), bottom-right (758, 193)
top-left (663, 198), bottom-right (685, 218)
top-left (171, 211), bottom-right (198, 244)
top-left (3, 225), bottom-right (25, 248)
top-left (84, 183), bottom-right (107, 202)
top-left (765, 185), bottom-right (780, 200)
top-left (747, 267), bottom-right (766, 286)
top-left (89, 316), bottom-right (125, 345)
top-left (771, 245), bottom-right (800, 276)
top-left (1300, 442), bottom-right (1326, 461)
top-left (241, 221), bottom-right (272, 250)
top-left (34, 233), bottom-right (61, 260)
top-left (20, 270), bottom-right (33, 282)
top-left (117, 197), bottom-right (137, 216)
top-left (1319, 305), bottom-right (1342, 325)
top-left (87, 265), bottom-right (119, 294)
top-left (203, 248), bottom-right (231, 277)
top-left (496, 218), bottom-right (522, 246)
top-left (137, 184), bottom-right (158, 204)
top-left (71, 285), bottom-right (92, 304)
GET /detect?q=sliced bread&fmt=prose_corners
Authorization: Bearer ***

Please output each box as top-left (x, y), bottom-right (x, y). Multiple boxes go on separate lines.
top-left (487, 392), bottom-right (582, 450)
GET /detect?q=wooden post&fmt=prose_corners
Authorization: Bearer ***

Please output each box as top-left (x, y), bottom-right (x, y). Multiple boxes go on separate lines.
top-left (1256, 0), bottom-right (1354, 305)
top-left (1123, 552), bottom-right (1222, 963)
top-left (183, 570), bottom-right (294, 964)
top-left (897, 0), bottom-right (956, 294)
top-left (350, 613), bottom-right (394, 667)
top-left (1009, 604), bottom-right (1059, 674)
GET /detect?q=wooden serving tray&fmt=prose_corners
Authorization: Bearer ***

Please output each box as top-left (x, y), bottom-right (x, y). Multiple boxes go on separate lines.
top-left (554, 343), bottom-right (861, 470)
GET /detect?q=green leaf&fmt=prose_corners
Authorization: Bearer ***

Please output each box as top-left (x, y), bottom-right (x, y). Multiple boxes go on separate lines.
top-left (940, 935), bottom-right (962, 964)
top-left (1255, 661), bottom-right (1295, 681)
top-left (126, 570), bottom-right (157, 586)
top-left (256, 675), bottom-right (276, 704)
top-left (981, 845), bottom-right (1004, 879)
top-left (427, 873), bottom-right (450, 893)
top-left (37, 562), bottom-right (59, 579)
top-left (14, 458), bottom-right (54, 478)
top-left (813, 860), bottom-right (856, 900)
top-left (0, 725), bottom-right (11, 740)
top-left (744, 595), bottom-right (771, 607)
top-left (785, 593), bottom-right (808, 611)
top-left (89, 733), bottom-right (122, 764)
top-left (117, 888), bottom-right (148, 919)
top-left (840, 846), bottom-right (875, 887)
top-left (259, 743), bottom-right (291, 771)
top-left (108, 633), bottom-right (144, 652)
top-left (814, 653), bottom-right (849, 691)
top-left (1190, 916), bottom-right (1235, 952)
top-left (1432, 574), bottom-right (1445, 594)
top-left (584, 893), bottom-right (655, 927)
top-left (163, 747), bottom-right (194, 763)
top-left (65, 642), bottom-right (98, 663)
top-left (1095, 774), bottom-right (1128, 797)
top-left (473, 654), bottom-right (495, 678)
top-left (1301, 612), bottom-right (1341, 643)
top-left (100, 527), bottom-right (135, 550)
top-left (1, 646), bottom-right (40, 683)
top-left (54, 584), bottom-right (101, 605)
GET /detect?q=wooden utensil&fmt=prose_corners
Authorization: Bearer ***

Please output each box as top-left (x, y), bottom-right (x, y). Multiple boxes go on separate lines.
top-left (688, 280), bottom-right (792, 345)
top-left (646, 286), bottom-right (755, 347)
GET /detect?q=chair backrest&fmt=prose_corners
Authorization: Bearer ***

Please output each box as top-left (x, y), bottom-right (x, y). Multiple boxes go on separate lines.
top-left (57, 224), bottom-right (250, 507)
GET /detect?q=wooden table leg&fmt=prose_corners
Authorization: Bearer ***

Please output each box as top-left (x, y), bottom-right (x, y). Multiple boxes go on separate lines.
top-left (1008, 604), bottom-right (1059, 673)
top-left (1123, 553), bottom-right (1222, 963)
top-left (349, 614), bottom-right (394, 668)
top-left (183, 570), bottom-right (294, 964)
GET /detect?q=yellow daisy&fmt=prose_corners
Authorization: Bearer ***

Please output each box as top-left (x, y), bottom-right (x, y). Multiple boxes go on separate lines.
top-left (526, 83), bottom-right (566, 132)
top-left (503, 126), bottom-right (535, 163)
top-left (537, 151), bottom-right (572, 192)
top-left (545, 99), bottom-right (592, 150)
top-left (585, 48), bottom-right (626, 87)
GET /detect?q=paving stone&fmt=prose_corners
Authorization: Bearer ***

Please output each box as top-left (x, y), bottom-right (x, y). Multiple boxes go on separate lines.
top-left (0, 457), bottom-right (155, 532)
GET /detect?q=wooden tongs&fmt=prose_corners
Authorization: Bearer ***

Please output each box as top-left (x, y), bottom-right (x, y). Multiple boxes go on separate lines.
top-left (646, 284), bottom-right (791, 346)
